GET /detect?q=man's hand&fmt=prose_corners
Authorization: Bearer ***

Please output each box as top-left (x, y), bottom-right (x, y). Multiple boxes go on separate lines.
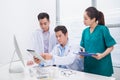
top-left (27, 60), bottom-right (34, 66)
top-left (80, 55), bottom-right (84, 58)
top-left (41, 53), bottom-right (52, 60)
top-left (33, 56), bottom-right (41, 64)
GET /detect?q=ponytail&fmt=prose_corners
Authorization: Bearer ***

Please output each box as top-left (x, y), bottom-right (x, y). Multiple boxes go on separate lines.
top-left (98, 11), bottom-right (105, 25)
top-left (85, 7), bottom-right (105, 25)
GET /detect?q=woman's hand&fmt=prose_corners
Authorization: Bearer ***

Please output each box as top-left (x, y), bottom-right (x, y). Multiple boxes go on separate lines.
top-left (92, 47), bottom-right (114, 60)
top-left (92, 53), bottom-right (104, 60)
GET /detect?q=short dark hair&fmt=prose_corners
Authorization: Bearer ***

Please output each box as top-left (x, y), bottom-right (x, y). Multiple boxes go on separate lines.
top-left (54, 25), bottom-right (67, 35)
top-left (37, 12), bottom-right (49, 21)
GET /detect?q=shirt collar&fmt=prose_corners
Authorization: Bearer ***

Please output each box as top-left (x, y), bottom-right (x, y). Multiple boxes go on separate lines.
top-left (58, 38), bottom-right (69, 49)
top-left (42, 28), bottom-right (50, 34)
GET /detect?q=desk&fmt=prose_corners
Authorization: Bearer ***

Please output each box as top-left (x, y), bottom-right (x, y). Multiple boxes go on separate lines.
top-left (0, 62), bottom-right (115, 80)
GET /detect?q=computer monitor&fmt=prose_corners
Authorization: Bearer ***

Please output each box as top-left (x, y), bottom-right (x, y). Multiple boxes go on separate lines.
top-left (9, 35), bottom-right (25, 73)
top-left (13, 35), bottom-right (25, 66)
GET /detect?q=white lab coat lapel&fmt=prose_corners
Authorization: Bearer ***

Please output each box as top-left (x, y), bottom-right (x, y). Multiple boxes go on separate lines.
top-left (49, 28), bottom-right (57, 52)
top-left (48, 28), bottom-right (54, 52)
top-left (64, 39), bottom-right (73, 56)
top-left (33, 29), bottom-right (44, 54)
top-left (33, 28), bottom-right (56, 54)
top-left (64, 43), bottom-right (71, 56)
top-left (40, 31), bottom-right (44, 53)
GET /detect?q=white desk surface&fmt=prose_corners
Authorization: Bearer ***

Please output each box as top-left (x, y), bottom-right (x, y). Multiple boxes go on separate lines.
top-left (0, 62), bottom-right (115, 80)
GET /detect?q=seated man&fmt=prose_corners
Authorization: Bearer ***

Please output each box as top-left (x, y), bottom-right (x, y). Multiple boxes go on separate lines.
top-left (40, 25), bottom-right (83, 71)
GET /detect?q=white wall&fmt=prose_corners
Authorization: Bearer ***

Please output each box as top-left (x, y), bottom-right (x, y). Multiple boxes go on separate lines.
top-left (59, 0), bottom-right (91, 46)
top-left (0, 0), bottom-right (56, 65)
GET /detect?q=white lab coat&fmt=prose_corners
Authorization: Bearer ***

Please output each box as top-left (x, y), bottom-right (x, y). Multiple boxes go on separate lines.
top-left (32, 28), bottom-right (57, 54)
top-left (47, 40), bottom-right (83, 71)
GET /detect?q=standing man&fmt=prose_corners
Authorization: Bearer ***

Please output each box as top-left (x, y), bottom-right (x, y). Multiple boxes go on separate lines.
top-left (33, 12), bottom-right (57, 54)
top-left (27, 12), bottom-right (57, 65)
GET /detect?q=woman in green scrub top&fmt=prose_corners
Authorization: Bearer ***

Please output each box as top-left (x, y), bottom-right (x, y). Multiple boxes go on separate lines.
top-left (80, 7), bottom-right (116, 76)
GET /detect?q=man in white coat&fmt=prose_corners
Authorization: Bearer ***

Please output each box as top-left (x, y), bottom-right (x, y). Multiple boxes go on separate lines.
top-left (41, 25), bottom-right (83, 71)
top-left (27, 12), bottom-right (57, 65)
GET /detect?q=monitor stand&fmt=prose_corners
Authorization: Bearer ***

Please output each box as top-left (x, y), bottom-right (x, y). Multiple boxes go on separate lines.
top-left (9, 50), bottom-right (24, 73)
